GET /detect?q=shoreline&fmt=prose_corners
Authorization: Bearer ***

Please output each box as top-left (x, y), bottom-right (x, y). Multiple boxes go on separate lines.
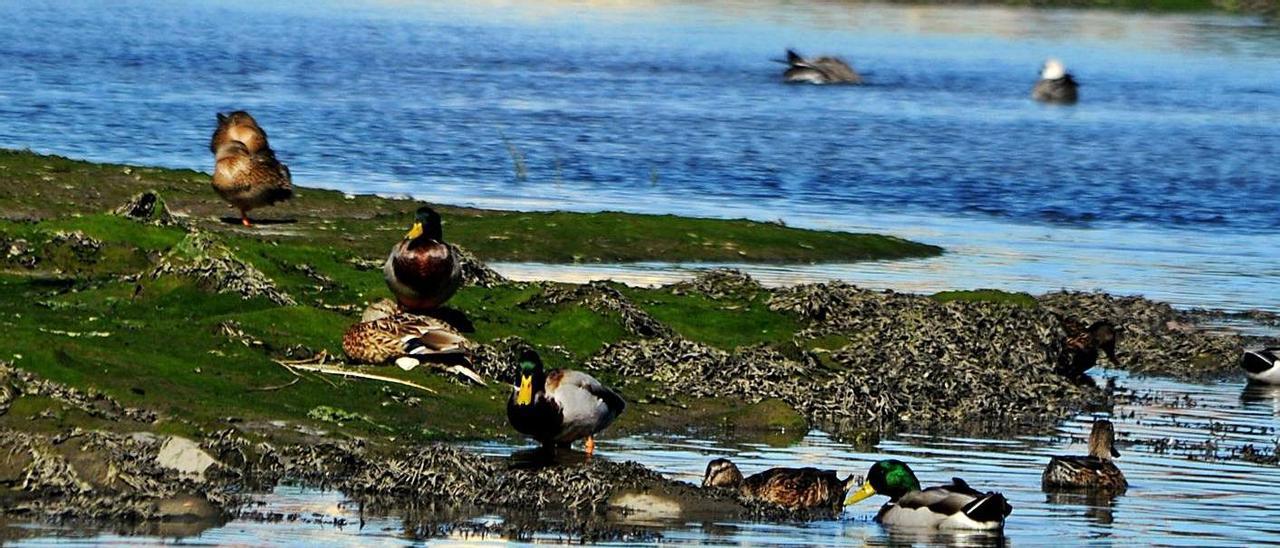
top-left (0, 150), bottom-right (1273, 537)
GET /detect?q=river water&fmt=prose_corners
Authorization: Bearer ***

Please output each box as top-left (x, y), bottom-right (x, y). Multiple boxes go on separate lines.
top-left (2, 0), bottom-right (1280, 544)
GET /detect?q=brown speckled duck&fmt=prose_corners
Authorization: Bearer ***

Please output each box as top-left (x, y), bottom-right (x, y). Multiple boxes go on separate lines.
top-left (1042, 420), bottom-right (1127, 492)
top-left (702, 458), bottom-right (856, 511)
top-left (341, 299), bottom-right (482, 384)
top-left (782, 49), bottom-right (862, 85)
top-left (384, 206), bottom-right (462, 311)
top-left (212, 140), bottom-right (293, 227)
top-left (210, 111), bottom-right (271, 155)
top-left (506, 348), bottom-right (625, 455)
top-left (1056, 318), bottom-right (1118, 379)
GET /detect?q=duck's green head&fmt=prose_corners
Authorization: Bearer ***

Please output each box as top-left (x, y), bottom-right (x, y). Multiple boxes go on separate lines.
top-left (405, 206), bottom-right (443, 242)
top-left (514, 349), bottom-right (543, 406)
top-left (845, 459), bottom-right (921, 506)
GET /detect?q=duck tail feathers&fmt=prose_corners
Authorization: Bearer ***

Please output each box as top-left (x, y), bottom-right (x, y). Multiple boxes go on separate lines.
top-left (963, 492), bottom-right (1012, 523)
top-left (786, 49), bottom-right (805, 66)
top-left (401, 332), bottom-right (469, 356)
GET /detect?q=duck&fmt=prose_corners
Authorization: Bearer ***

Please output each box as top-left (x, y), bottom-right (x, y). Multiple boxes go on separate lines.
top-left (506, 348), bottom-right (625, 455)
top-left (1042, 420), bottom-right (1127, 492)
top-left (211, 140), bottom-right (293, 227)
top-left (384, 206), bottom-right (462, 312)
top-left (845, 459), bottom-right (1012, 530)
top-left (1056, 318), bottom-right (1118, 379)
top-left (341, 300), bottom-right (483, 384)
top-left (782, 49), bottom-right (862, 85)
top-left (1243, 347), bottom-right (1280, 384)
top-left (1032, 58), bottom-right (1079, 104)
top-left (210, 110), bottom-right (271, 155)
top-left (702, 458), bottom-right (856, 511)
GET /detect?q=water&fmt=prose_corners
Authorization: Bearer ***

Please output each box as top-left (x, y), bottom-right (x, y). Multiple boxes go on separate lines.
top-left (10, 369), bottom-right (1280, 545)
top-left (1, 0), bottom-right (1278, 310)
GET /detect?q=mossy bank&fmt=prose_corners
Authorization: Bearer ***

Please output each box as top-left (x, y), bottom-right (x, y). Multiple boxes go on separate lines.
top-left (0, 149), bottom-right (1259, 531)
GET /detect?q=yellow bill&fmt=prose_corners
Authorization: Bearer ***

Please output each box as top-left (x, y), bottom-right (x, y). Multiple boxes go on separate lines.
top-left (845, 481), bottom-right (877, 506)
top-left (405, 222), bottom-right (424, 240)
top-left (516, 374), bottom-right (533, 405)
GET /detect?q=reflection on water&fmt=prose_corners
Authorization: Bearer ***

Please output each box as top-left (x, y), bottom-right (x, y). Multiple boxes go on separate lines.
top-left (16, 369), bottom-right (1280, 545)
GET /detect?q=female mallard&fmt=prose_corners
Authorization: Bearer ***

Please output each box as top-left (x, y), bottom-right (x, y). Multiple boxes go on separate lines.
top-left (782, 49), bottom-right (862, 85)
top-left (1056, 318), bottom-right (1118, 379)
top-left (506, 348), bottom-right (625, 455)
top-left (384, 206), bottom-right (462, 312)
top-left (1032, 59), bottom-right (1079, 104)
top-left (212, 140), bottom-right (292, 227)
top-left (702, 458), bottom-right (856, 511)
top-left (1243, 347), bottom-right (1280, 384)
top-left (1042, 420), bottom-right (1127, 492)
top-left (210, 111), bottom-right (270, 155)
top-left (845, 459), bottom-right (1012, 530)
top-left (342, 300), bottom-right (471, 364)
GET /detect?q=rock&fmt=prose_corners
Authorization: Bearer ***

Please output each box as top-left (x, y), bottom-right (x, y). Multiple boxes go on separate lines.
top-left (156, 436), bottom-right (220, 480)
top-left (152, 494), bottom-right (221, 521)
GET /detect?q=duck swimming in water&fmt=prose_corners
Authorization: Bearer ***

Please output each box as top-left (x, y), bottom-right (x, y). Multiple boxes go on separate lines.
top-left (1056, 318), bottom-right (1118, 380)
top-left (506, 348), bottom-right (625, 455)
top-left (702, 458), bottom-right (857, 511)
top-left (1032, 58), bottom-right (1079, 104)
top-left (845, 459), bottom-right (1012, 530)
top-left (1042, 420), bottom-right (1127, 492)
top-left (384, 206), bottom-right (462, 312)
top-left (1243, 347), bottom-right (1280, 384)
top-left (211, 140), bottom-right (292, 227)
top-left (782, 49), bottom-right (862, 85)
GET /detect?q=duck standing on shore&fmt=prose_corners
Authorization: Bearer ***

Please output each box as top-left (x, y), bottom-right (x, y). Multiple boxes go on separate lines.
top-left (384, 206), bottom-right (462, 312)
top-left (702, 458), bottom-right (857, 511)
top-left (782, 49), bottom-right (862, 85)
top-left (211, 140), bottom-right (293, 227)
top-left (1042, 420), bottom-right (1127, 492)
top-left (845, 459), bottom-right (1012, 530)
top-left (1032, 58), bottom-right (1079, 104)
top-left (1056, 318), bottom-right (1118, 380)
top-left (506, 348), bottom-right (625, 455)
top-left (210, 111), bottom-right (271, 155)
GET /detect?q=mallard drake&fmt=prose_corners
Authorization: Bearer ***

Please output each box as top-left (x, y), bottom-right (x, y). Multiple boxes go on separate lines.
top-left (506, 348), bottom-right (625, 454)
top-left (1243, 347), bottom-right (1280, 384)
top-left (702, 458), bottom-right (856, 511)
top-left (1042, 420), bottom-right (1127, 492)
top-left (1032, 59), bottom-right (1079, 104)
top-left (210, 111), bottom-right (270, 155)
top-left (1056, 318), bottom-right (1118, 379)
top-left (782, 49), bottom-right (862, 85)
top-left (384, 206), bottom-right (462, 312)
top-left (845, 459), bottom-right (1012, 530)
top-left (212, 140), bottom-right (292, 227)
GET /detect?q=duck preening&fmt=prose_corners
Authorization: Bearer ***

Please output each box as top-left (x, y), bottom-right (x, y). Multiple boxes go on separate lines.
top-left (210, 110), bottom-right (271, 155)
top-left (1032, 58), bottom-right (1079, 104)
top-left (702, 458), bottom-right (856, 511)
top-left (1243, 347), bottom-right (1280, 384)
top-left (211, 140), bottom-right (293, 227)
top-left (1056, 318), bottom-right (1118, 379)
top-left (385, 206), bottom-right (462, 312)
top-left (845, 460), bottom-right (1012, 530)
top-left (1042, 420), bottom-right (1127, 492)
top-left (782, 49), bottom-right (862, 85)
top-left (506, 348), bottom-right (625, 455)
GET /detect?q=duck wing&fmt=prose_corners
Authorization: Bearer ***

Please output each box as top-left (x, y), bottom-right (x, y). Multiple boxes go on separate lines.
top-left (555, 370), bottom-right (626, 417)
